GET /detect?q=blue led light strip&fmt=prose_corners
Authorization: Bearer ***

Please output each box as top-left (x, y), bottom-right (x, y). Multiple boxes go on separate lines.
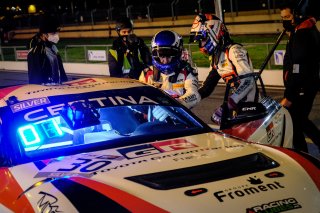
top-left (18, 125), bottom-right (41, 146)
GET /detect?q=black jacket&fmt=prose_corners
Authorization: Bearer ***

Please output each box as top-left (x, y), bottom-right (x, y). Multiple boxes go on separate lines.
top-left (27, 33), bottom-right (68, 84)
top-left (108, 35), bottom-right (152, 80)
top-left (283, 17), bottom-right (320, 102)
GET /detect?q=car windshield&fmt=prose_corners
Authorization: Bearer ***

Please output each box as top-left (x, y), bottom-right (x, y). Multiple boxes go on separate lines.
top-left (0, 87), bottom-right (208, 166)
top-left (18, 105), bottom-right (201, 153)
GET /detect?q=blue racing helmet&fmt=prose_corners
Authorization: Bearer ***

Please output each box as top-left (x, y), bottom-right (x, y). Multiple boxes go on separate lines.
top-left (151, 30), bottom-right (183, 75)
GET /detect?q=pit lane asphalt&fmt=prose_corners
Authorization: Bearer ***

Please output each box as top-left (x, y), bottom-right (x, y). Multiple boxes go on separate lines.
top-left (1, 70), bottom-right (319, 158)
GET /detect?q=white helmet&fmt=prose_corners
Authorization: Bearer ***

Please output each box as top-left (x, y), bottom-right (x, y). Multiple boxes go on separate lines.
top-left (190, 14), bottom-right (230, 55)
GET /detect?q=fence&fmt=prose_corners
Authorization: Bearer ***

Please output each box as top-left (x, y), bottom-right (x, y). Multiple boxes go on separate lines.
top-left (0, 42), bottom-right (287, 70)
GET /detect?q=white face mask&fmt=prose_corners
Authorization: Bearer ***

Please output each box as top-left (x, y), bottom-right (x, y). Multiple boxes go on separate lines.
top-left (47, 33), bottom-right (60, 44)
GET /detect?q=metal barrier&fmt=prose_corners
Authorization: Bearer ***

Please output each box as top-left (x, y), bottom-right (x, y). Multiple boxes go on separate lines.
top-left (0, 42), bottom-right (287, 70)
top-left (0, 46), bottom-right (27, 61)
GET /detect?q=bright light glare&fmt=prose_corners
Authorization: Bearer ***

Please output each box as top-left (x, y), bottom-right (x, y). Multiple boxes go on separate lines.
top-left (18, 125), bottom-right (41, 146)
top-left (36, 118), bottom-right (63, 138)
top-left (24, 141), bottom-right (73, 151)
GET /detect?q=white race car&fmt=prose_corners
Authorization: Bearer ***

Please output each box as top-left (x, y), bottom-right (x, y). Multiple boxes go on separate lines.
top-left (0, 77), bottom-right (319, 213)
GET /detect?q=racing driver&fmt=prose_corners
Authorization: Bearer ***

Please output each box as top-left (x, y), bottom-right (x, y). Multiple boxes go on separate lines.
top-left (189, 14), bottom-right (259, 124)
top-left (139, 30), bottom-right (201, 110)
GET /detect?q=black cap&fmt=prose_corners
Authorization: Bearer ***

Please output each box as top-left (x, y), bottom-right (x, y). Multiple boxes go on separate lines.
top-left (115, 17), bottom-right (133, 32)
top-left (39, 15), bottom-right (61, 33)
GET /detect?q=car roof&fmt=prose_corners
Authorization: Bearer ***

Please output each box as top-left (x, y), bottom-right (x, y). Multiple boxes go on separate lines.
top-left (0, 77), bottom-right (150, 107)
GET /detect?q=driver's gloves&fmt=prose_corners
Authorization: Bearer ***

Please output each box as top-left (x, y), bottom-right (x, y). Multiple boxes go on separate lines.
top-left (152, 106), bottom-right (170, 121)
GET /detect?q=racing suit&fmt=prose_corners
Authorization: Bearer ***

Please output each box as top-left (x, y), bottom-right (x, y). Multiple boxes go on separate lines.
top-left (108, 36), bottom-right (152, 80)
top-left (139, 61), bottom-right (201, 109)
top-left (27, 33), bottom-right (68, 84)
top-left (282, 17), bottom-right (320, 151)
top-left (199, 43), bottom-right (258, 107)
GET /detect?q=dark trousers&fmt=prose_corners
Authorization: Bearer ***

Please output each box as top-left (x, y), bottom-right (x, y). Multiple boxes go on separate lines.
top-left (288, 90), bottom-right (320, 152)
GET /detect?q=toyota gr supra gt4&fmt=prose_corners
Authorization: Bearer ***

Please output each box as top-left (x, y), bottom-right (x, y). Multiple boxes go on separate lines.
top-left (0, 77), bottom-right (319, 213)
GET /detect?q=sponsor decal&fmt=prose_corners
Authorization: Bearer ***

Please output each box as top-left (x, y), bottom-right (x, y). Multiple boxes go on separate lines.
top-left (10, 97), bottom-right (50, 113)
top-left (110, 145), bottom-right (243, 171)
top-left (266, 122), bottom-right (275, 143)
top-left (35, 153), bottom-right (124, 178)
top-left (66, 78), bottom-right (97, 86)
top-left (37, 191), bottom-right (63, 213)
top-left (246, 197), bottom-right (302, 213)
top-left (234, 78), bottom-right (251, 95)
top-left (35, 171), bottom-right (94, 178)
top-left (16, 50), bottom-right (29, 60)
top-left (96, 159), bottom-right (148, 173)
top-left (117, 139), bottom-right (197, 159)
top-left (23, 95), bottom-right (158, 122)
top-left (36, 144), bottom-right (244, 177)
top-left (25, 80), bottom-right (136, 95)
top-left (181, 94), bottom-right (197, 103)
top-left (274, 50), bottom-right (286, 66)
top-left (273, 112), bottom-right (283, 124)
top-left (80, 153), bottom-right (125, 161)
top-left (172, 83), bottom-right (184, 89)
top-left (185, 188), bottom-right (208, 196)
top-left (117, 144), bottom-right (160, 159)
top-left (153, 139), bottom-right (198, 151)
top-left (233, 48), bottom-right (246, 58)
top-left (213, 176), bottom-right (285, 202)
top-left (241, 107), bottom-right (256, 112)
top-left (88, 50), bottom-right (107, 61)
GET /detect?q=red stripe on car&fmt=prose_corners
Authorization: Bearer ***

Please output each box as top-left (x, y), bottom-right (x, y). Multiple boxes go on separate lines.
top-left (223, 118), bottom-right (264, 140)
top-left (0, 85), bottom-right (23, 99)
top-left (71, 177), bottom-right (169, 213)
top-left (272, 147), bottom-right (320, 190)
top-left (0, 168), bottom-right (34, 212)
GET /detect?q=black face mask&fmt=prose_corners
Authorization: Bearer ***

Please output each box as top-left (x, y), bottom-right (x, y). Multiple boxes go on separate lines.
top-left (121, 35), bottom-right (128, 42)
top-left (282, 20), bottom-right (295, 32)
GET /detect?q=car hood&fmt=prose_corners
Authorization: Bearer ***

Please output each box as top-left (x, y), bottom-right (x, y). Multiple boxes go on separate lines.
top-left (4, 132), bottom-right (320, 212)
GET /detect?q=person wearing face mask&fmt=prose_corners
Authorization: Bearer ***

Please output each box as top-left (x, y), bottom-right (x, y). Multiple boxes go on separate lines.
top-left (279, 2), bottom-right (320, 152)
top-left (189, 14), bottom-right (259, 125)
top-left (108, 17), bottom-right (152, 79)
top-left (27, 14), bottom-right (68, 85)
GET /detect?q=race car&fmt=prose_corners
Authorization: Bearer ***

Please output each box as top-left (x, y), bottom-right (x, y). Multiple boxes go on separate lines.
top-left (0, 77), bottom-right (319, 212)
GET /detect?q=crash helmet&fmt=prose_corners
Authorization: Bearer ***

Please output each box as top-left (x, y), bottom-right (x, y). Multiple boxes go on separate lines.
top-left (190, 14), bottom-right (230, 55)
top-left (115, 17), bottom-right (133, 35)
top-left (151, 30), bottom-right (183, 75)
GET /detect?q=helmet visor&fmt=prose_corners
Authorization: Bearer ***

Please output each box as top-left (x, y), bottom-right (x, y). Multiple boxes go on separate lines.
top-left (189, 28), bottom-right (207, 42)
top-left (152, 47), bottom-right (179, 58)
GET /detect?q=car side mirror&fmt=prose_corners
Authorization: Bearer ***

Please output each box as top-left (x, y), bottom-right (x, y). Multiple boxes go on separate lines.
top-left (235, 102), bottom-right (268, 122)
top-left (221, 102), bottom-right (267, 129)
